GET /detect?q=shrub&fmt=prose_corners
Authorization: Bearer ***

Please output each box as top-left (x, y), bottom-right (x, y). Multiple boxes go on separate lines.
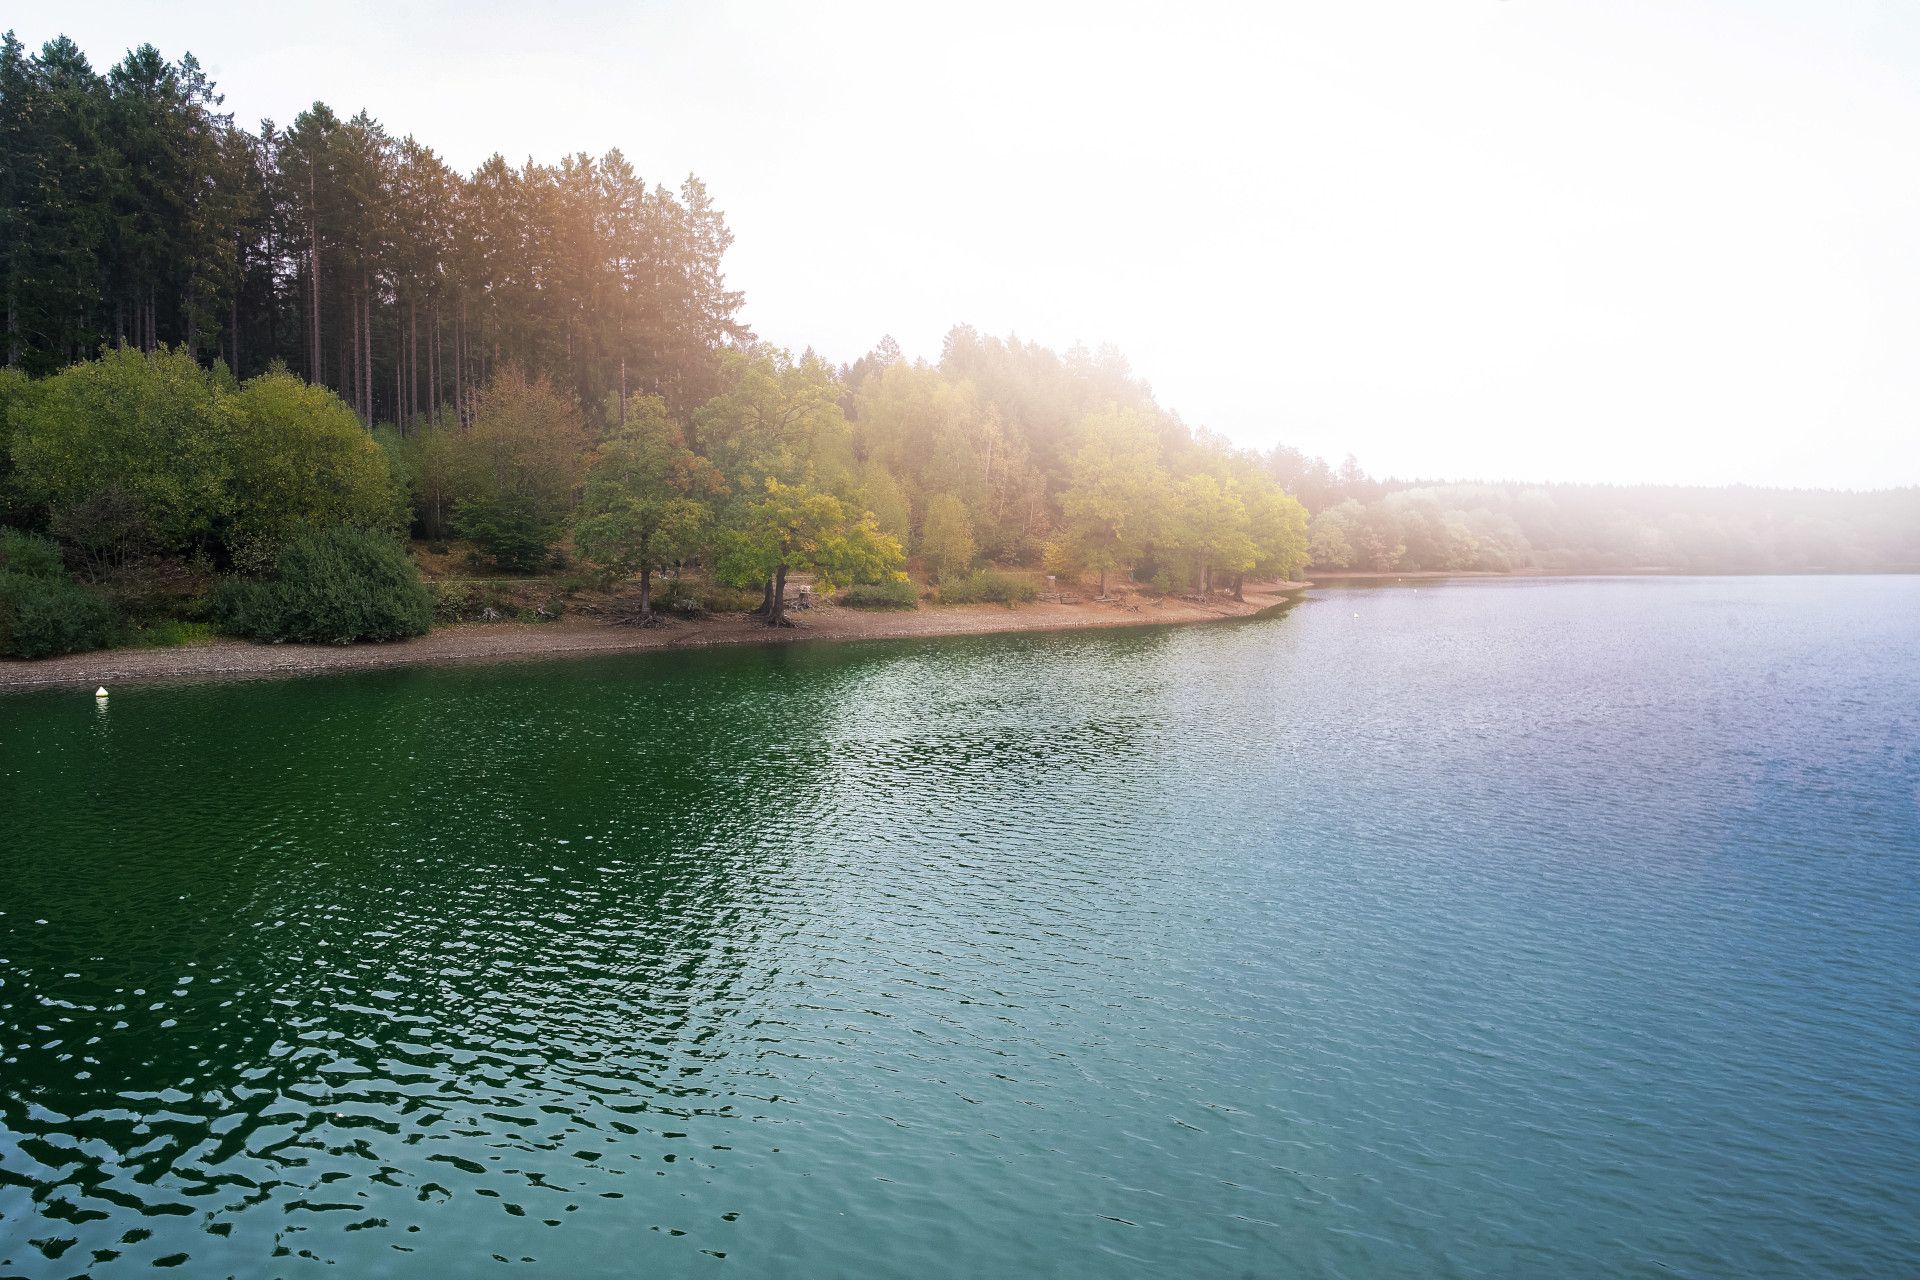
top-left (453, 494), bottom-right (559, 572)
top-left (129, 619), bottom-right (214, 648)
top-left (222, 370), bottom-right (406, 567)
top-left (654, 577), bottom-right (763, 615)
top-left (214, 526), bottom-right (433, 645)
top-left (0, 529), bottom-right (64, 578)
top-left (839, 578), bottom-right (919, 609)
top-left (8, 346), bottom-right (229, 555)
top-left (0, 569), bottom-right (119, 658)
top-left (940, 569), bottom-right (1038, 606)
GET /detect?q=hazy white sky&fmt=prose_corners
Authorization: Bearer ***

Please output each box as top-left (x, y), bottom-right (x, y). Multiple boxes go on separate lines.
top-left (20, 0), bottom-right (1920, 487)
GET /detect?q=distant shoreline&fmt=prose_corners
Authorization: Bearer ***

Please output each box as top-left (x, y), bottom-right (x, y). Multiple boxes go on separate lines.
top-left (0, 584), bottom-right (1309, 694)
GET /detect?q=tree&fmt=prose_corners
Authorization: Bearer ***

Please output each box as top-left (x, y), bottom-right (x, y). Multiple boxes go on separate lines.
top-left (1308, 501), bottom-right (1361, 570)
top-left (1240, 479), bottom-right (1310, 595)
top-left (1054, 407), bottom-right (1166, 596)
top-left (717, 479), bottom-right (903, 626)
top-left (573, 396), bottom-right (720, 624)
top-left (10, 345), bottom-right (231, 555)
top-left (694, 346), bottom-right (851, 492)
top-left (855, 458), bottom-right (911, 548)
top-left (453, 368), bottom-right (588, 569)
top-left (1167, 474), bottom-right (1254, 597)
top-left (919, 492), bottom-right (974, 583)
top-left (222, 368), bottom-right (404, 571)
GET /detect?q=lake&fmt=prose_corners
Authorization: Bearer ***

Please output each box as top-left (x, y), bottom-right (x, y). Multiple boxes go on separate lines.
top-left (2, 576), bottom-right (1917, 1278)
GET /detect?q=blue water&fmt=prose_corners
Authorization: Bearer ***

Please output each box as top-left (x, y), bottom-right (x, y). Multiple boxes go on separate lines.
top-left (1, 575), bottom-right (1917, 1277)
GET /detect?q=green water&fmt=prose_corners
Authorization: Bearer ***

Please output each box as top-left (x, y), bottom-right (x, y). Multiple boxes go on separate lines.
top-left (3, 576), bottom-right (1918, 1277)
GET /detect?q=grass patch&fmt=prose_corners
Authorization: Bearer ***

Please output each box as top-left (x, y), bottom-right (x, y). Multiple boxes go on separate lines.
top-left (838, 579), bottom-right (919, 609)
top-left (939, 569), bottom-right (1039, 607)
top-left (128, 619), bottom-right (215, 648)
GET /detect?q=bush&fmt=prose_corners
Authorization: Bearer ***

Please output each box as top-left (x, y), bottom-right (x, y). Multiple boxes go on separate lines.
top-left (939, 569), bottom-right (1039, 606)
top-left (429, 579), bottom-right (566, 623)
top-left (214, 526), bottom-right (433, 645)
top-left (839, 578), bottom-right (919, 609)
top-left (453, 494), bottom-right (559, 572)
top-left (654, 577), bottom-right (763, 616)
top-left (128, 619), bottom-right (214, 648)
top-left (0, 529), bottom-right (64, 578)
top-left (0, 569), bottom-right (119, 658)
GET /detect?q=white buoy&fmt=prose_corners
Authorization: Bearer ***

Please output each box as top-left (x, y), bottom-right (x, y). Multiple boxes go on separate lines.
top-left (94, 686), bottom-right (108, 699)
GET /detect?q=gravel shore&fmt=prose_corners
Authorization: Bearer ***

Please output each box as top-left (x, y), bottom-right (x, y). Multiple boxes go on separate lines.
top-left (0, 584), bottom-right (1307, 693)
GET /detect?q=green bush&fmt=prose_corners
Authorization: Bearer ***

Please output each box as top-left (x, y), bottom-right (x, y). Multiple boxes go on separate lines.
top-left (940, 569), bottom-right (1039, 606)
top-left (839, 578), bottom-right (918, 609)
top-left (214, 526), bottom-right (433, 645)
top-left (0, 529), bottom-right (64, 578)
top-left (653, 577), bottom-right (763, 616)
top-left (0, 569), bottom-right (119, 658)
top-left (453, 494), bottom-right (559, 572)
top-left (128, 619), bottom-right (214, 648)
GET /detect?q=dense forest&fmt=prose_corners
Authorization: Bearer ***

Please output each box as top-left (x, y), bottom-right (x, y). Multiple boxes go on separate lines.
top-left (0, 33), bottom-right (1914, 658)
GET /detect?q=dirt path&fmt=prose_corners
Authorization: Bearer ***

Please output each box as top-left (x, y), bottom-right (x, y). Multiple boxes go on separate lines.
top-left (0, 584), bottom-right (1308, 693)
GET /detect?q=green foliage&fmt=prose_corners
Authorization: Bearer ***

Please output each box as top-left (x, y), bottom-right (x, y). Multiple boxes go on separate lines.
top-left (695, 349), bottom-right (852, 493)
top-left (453, 494), bottom-right (560, 573)
top-left (128, 619), bottom-right (213, 648)
top-left (838, 579), bottom-right (919, 609)
top-left (462, 371), bottom-right (589, 512)
top-left (855, 459), bottom-right (912, 548)
top-left (717, 479), bottom-right (906, 592)
top-left (939, 569), bottom-right (1038, 606)
top-left (213, 525), bottom-right (431, 645)
top-left (1054, 408), bottom-right (1168, 593)
top-left (1244, 482), bottom-right (1311, 581)
top-left (0, 366), bottom-right (39, 517)
top-left (0, 569), bottom-right (119, 658)
top-left (409, 372), bottom-right (587, 569)
top-left (9, 345), bottom-right (231, 553)
top-left (574, 400), bottom-right (719, 616)
top-left (5, 349), bottom-right (401, 573)
top-left (387, 417), bottom-right (480, 540)
top-left (223, 369), bottom-right (406, 570)
top-left (919, 493), bottom-right (975, 583)
top-left (0, 529), bottom-right (64, 578)
top-left (1166, 474), bottom-right (1254, 594)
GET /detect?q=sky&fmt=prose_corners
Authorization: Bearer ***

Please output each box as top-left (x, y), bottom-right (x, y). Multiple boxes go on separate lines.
top-left (17, 0), bottom-right (1920, 488)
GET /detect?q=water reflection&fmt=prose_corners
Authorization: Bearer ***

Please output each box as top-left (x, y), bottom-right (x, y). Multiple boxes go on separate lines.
top-left (4, 580), bottom-right (1918, 1278)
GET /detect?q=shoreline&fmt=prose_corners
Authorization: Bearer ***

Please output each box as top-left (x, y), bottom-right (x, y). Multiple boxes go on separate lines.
top-left (0, 584), bottom-right (1309, 694)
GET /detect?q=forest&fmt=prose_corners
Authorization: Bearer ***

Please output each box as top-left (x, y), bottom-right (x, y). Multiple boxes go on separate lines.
top-left (1, 33), bottom-right (1915, 659)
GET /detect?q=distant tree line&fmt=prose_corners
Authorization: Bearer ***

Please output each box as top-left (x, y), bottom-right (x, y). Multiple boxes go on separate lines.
top-left (1, 34), bottom-right (743, 421)
top-left (1272, 452), bottom-right (1920, 574)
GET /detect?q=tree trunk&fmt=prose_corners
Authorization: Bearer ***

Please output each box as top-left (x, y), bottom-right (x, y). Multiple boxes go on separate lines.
top-left (361, 281), bottom-right (372, 425)
top-left (638, 566), bottom-right (653, 622)
top-left (454, 304), bottom-right (465, 420)
top-left (765, 563), bottom-right (791, 627)
top-left (308, 176), bottom-right (321, 384)
top-left (1232, 573), bottom-right (1245, 603)
top-left (409, 302), bottom-right (419, 428)
top-left (343, 298), bottom-right (356, 406)
top-left (751, 576), bottom-right (774, 619)
top-left (1098, 565), bottom-right (1108, 598)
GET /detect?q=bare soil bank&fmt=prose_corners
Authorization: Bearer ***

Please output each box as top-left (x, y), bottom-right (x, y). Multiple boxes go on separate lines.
top-left (0, 584), bottom-right (1307, 693)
